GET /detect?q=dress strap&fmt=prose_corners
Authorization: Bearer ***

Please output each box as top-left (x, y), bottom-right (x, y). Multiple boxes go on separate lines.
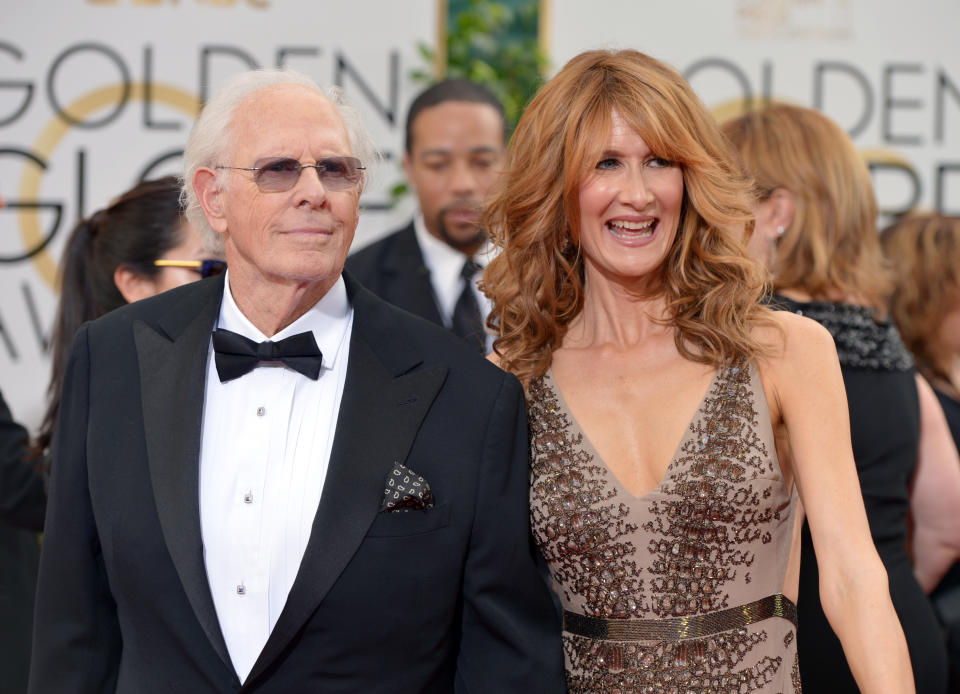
top-left (563, 593), bottom-right (797, 641)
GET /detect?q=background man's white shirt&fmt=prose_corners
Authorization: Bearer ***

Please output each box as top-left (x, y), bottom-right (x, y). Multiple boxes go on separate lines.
top-left (412, 213), bottom-right (495, 352)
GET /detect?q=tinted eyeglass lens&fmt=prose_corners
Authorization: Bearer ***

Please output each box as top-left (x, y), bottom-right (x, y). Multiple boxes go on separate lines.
top-left (253, 157), bottom-right (362, 192)
top-left (200, 260), bottom-right (227, 278)
top-left (254, 158), bottom-right (301, 191)
top-left (318, 158), bottom-right (352, 182)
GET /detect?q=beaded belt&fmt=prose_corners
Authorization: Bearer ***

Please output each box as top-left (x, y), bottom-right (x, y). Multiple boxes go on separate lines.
top-left (563, 593), bottom-right (797, 641)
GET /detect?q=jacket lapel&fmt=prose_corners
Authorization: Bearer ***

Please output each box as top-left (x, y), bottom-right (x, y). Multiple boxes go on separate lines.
top-left (382, 223), bottom-right (445, 326)
top-left (245, 275), bottom-right (447, 685)
top-left (134, 277), bottom-right (234, 672)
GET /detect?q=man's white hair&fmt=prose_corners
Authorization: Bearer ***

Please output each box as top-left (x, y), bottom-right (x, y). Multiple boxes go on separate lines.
top-left (180, 68), bottom-right (378, 250)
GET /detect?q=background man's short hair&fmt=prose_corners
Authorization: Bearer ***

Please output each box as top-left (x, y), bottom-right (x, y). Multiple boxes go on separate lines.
top-left (405, 78), bottom-right (507, 153)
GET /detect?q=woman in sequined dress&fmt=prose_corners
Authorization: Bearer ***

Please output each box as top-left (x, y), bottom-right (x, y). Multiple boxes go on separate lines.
top-left (723, 104), bottom-right (960, 693)
top-left (881, 213), bottom-right (960, 691)
top-left (482, 49), bottom-right (913, 693)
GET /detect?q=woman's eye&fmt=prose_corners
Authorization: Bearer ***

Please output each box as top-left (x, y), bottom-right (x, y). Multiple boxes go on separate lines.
top-left (647, 157), bottom-right (673, 168)
top-left (596, 158), bottom-right (620, 170)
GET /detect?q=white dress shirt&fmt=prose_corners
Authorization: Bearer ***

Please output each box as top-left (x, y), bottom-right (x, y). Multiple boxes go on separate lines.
top-left (412, 213), bottom-right (496, 352)
top-left (199, 272), bottom-right (353, 682)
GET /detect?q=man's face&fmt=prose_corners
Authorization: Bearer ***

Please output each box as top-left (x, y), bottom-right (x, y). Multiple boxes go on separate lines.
top-left (208, 85), bottom-right (361, 296)
top-left (403, 101), bottom-right (504, 255)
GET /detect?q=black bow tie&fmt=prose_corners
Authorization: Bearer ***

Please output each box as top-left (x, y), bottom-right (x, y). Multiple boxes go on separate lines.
top-left (212, 328), bottom-right (324, 383)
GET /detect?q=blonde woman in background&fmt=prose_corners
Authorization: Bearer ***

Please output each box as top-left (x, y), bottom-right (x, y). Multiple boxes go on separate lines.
top-left (483, 50), bottom-right (913, 693)
top-left (723, 104), bottom-right (960, 693)
top-left (882, 213), bottom-right (960, 691)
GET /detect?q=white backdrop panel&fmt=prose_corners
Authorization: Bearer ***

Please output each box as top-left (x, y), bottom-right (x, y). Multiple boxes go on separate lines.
top-left (548, 0), bottom-right (960, 220)
top-left (0, 0), bottom-right (436, 426)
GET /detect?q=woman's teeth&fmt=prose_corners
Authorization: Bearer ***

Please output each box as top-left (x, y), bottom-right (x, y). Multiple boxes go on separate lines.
top-left (607, 219), bottom-right (655, 238)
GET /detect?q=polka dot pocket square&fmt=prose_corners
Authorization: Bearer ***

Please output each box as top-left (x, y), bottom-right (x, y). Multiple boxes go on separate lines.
top-left (381, 463), bottom-right (435, 513)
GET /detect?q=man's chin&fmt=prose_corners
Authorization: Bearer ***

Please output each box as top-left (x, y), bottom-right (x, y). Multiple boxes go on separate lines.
top-left (438, 224), bottom-right (486, 252)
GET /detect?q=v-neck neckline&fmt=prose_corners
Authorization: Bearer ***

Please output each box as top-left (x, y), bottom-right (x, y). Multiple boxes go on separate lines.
top-left (544, 367), bottom-right (722, 500)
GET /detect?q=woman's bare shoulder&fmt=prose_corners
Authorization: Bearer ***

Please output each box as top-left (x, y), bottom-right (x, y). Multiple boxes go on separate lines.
top-left (753, 309), bottom-right (837, 365)
top-left (752, 309), bottom-right (841, 414)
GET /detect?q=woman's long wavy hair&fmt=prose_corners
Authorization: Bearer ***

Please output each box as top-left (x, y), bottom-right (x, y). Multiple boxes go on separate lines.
top-left (722, 104), bottom-right (891, 311)
top-left (482, 49), bottom-right (770, 387)
top-left (881, 213), bottom-right (960, 387)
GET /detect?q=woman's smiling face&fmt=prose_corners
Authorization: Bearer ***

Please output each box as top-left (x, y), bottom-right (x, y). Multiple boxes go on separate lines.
top-left (577, 110), bottom-right (685, 289)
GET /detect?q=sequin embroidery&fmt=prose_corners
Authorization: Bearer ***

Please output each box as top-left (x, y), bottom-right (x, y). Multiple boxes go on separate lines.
top-left (528, 378), bottom-right (646, 618)
top-left (528, 364), bottom-right (800, 693)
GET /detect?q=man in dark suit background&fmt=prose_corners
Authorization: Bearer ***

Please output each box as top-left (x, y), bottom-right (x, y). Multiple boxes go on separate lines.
top-left (29, 69), bottom-right (563, 693)
top-left (346, 79), bottom-right (505, 354)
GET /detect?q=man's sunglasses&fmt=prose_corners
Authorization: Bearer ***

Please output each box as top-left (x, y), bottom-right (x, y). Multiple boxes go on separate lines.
top-left (216, 156), bottom-right (365, 193)
top-left (154, 258), bottom-right (227, 279)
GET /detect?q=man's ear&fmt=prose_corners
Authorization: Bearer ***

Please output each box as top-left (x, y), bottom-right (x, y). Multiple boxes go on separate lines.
top-left (113, 264), bottom-right (158, 304)
top-left (194, 168), bottom-right (228, 234)
top-left (401, 152), bottom-right (415, 189)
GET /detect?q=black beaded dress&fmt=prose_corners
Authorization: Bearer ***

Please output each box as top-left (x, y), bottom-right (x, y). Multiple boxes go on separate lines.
top-left (528, 363), bottom-right (802, 693)
top-left (773, 296), bottom-right (948, 694)
top-left (931, 388), bottom-right (960, 691)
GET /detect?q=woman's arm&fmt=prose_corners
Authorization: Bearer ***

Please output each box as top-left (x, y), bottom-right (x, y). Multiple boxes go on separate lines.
top-left (910, 373), bottom-right (960, 591)
top-left (765, 312), bottom-right (914, 694)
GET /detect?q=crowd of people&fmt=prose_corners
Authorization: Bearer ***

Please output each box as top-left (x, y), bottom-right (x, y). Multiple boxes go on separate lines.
top-left (2, 47), bottom-right (959, 693)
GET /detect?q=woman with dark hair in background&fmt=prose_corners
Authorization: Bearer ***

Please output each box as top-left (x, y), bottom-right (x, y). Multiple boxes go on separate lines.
top-left (34, 176), bottom-right (224, 460)
top-left (484, 50), bottom-right (912, 692)
top-left (882, 213), bottom-right (960, 691)
top-left (723, 104), bottom-right (960, 693)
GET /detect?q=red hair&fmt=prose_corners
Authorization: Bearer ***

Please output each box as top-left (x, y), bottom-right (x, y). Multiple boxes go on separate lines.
top-left (482, 49), bottom-right (770, 386)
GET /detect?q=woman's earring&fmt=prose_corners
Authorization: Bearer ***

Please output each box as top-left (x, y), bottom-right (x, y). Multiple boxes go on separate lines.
top-left (776, 225), bottom-right (786, 237)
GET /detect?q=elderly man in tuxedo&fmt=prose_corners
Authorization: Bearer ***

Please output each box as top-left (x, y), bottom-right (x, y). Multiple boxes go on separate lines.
top-left (29, 69), bottom-right (563, 694)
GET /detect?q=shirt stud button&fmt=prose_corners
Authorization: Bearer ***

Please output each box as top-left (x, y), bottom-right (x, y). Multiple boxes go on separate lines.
top-left (256, 406), bottom-right (266, 417)
top-left (243, 492), bottom-right (253, 504)
top-left (236, 584), bottom-right (246, 595)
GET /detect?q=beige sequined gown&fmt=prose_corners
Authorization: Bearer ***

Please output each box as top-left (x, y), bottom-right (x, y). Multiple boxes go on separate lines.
top-left (529, 363), bottom-right (801, 693)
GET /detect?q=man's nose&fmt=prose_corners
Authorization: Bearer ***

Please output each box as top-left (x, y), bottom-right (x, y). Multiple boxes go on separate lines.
top-left (449, 160), bottom-right (477, 194)
top-left (296, 166), bottom-right (329, 208)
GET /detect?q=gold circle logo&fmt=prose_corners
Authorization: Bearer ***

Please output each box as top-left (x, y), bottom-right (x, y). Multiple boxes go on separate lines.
top-left (17, 81), bottom-right (199, 287)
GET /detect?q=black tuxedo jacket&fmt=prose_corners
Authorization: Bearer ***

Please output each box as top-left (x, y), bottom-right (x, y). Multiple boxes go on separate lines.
top-left (29, 273), bottom-right (564, 693)
top-left (346, 222), bottom-right (445, 327)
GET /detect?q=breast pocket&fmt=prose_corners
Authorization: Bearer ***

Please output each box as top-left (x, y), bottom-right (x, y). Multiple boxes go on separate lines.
top-left (365, 502), bottom-right (452, 538)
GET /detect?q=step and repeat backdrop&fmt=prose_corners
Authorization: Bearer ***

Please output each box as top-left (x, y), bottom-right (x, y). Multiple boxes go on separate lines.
top-left (1, 0), bottom-right (958, 427)
top-left (546, 0), bottom-right (959, 219)
top-left (0, 0), bottom-right (437, 424)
